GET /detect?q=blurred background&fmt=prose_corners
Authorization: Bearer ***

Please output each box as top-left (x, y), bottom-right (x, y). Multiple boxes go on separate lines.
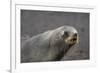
top-left (21, 9), bottom-right (89, 61)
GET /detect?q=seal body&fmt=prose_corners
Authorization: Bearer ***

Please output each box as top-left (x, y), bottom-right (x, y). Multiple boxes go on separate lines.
top-left (21, 26), bottom-right (79, 63)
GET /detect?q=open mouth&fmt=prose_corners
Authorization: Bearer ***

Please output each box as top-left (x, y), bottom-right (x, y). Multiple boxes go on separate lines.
top-left (65, 38), bottom-right (76, 44)
top-left (69, 38), bottom-right (77, 44)
top-left (65, 34), bottom-right (79, 45)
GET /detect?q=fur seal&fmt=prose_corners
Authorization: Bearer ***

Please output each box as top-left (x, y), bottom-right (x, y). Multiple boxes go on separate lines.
top-left (21, 25), bottom-right (79, 63)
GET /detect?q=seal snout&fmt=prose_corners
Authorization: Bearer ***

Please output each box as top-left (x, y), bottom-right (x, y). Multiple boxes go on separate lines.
top-left (70, 33), bottom-right (77, 43)
top-left (62, 30), bottom-right (79, 46)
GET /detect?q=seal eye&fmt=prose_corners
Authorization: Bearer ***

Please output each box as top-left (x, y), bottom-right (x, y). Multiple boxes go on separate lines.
top-left (64, 31), bottom-right (68, 36)
top-left (62, 31), bottom-right (69, 39)
top-left (74, 33), bottom-right (77, 37)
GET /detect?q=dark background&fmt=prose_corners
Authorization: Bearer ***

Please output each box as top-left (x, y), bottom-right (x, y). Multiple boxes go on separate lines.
top-left (21, 10), bottom-right (89, 61)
